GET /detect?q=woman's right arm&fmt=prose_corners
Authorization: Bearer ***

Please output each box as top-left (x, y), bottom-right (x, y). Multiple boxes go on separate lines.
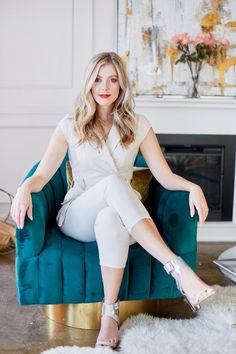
top-left (11, 126), bottom-right (68, 229)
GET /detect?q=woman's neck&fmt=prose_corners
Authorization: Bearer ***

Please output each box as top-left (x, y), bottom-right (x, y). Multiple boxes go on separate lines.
top-left (96, 106), bottom-right (113, 124)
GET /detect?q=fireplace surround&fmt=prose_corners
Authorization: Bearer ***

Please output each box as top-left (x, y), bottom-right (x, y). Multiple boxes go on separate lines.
top-left (158, 134), bottom-right (236, 222)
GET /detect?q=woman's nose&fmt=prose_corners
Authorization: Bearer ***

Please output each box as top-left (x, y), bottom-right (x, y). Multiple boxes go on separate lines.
top-left (101, 80), bottom-right (108, 91)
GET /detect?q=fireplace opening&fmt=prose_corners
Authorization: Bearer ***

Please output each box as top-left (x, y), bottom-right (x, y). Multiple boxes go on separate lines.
top-left (157, 135), bottom-right (236, 221)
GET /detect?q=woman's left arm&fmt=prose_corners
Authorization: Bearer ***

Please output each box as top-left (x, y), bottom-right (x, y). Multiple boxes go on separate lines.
top-left (140, 128), bottom-right (209, 224)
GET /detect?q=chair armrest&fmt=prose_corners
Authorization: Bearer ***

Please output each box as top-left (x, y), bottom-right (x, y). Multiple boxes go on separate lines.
top-left (15, 159), bottom-right (66, 258)
top-left (15, 191), bottom-right (48, 258)
top-left (147, 179), bottom-right (198, 256)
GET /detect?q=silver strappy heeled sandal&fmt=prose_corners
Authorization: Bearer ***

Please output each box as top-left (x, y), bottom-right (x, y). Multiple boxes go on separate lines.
top-left (164, 256), bottom-right (216, 312)
top-left (95, 300), bottom-right (120, 349)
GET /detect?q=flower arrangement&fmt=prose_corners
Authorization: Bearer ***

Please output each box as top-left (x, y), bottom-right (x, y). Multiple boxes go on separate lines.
top-left (169, 32), bottom-right (230, 97)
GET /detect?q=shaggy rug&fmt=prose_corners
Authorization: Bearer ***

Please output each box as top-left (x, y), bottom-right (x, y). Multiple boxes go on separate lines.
top-left (41, 285), bottom-right (236, 354)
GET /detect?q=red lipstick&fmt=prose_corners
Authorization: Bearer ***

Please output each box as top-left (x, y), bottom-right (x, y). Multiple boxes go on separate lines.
top-left (99, 94), bottom-right (111, 99)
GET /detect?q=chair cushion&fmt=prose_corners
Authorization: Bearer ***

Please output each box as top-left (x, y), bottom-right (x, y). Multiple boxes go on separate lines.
top-left (131, 167), bottom-right (152, 202)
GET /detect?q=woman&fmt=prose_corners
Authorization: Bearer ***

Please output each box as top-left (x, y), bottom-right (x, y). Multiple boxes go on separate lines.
top-left (11, 52), bottom-right (215, 349)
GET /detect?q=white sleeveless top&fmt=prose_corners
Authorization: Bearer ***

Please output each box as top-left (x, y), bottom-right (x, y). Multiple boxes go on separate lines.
top-left (56, 113), bottom-right (152, 226)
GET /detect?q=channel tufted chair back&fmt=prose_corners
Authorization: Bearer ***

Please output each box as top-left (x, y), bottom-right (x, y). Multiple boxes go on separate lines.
top-left (15, 154), bottom-right (198, 307)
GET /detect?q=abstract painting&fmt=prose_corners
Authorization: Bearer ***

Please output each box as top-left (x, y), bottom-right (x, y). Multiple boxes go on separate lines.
top-left (118, 0), bottom-right (236, 97)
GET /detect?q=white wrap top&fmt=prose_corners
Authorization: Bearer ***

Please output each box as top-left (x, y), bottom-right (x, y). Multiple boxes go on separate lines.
top-left (56, 113), bottom-right (152, 226)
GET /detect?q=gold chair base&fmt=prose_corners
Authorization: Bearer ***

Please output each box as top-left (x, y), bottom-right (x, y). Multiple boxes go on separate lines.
top-left (44, 299), bottom-right (160, 330)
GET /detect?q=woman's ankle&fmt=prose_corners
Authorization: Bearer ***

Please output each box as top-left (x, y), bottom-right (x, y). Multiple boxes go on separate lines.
top-left (104, 298), bottom-right (118, 305)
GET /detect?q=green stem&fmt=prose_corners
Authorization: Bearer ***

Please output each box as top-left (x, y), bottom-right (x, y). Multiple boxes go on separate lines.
top-left (186, 60), bottom-right (194, 81)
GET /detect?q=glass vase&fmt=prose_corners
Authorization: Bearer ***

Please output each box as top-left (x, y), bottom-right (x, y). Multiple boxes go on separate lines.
top-left (190, 76), bottom-right (200, 98)
top-left (187, 61), bottom-right (202, 98)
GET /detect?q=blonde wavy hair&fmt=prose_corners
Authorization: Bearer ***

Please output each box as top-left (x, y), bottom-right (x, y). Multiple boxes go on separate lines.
top-left (73, 52), bottom-right (136, 148)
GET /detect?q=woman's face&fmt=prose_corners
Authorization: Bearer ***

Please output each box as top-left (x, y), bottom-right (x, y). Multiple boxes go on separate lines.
top-left (91, 63), bottom-right (120, 108)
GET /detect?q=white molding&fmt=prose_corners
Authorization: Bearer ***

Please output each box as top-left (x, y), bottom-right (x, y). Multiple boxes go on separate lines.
top-left (197, 222), bottom-right (236, 242)
top-left (0, 0), bottom-right (75, 89)
top-left (0, 114), bottom-right (66, 128)
top-left (93, 0), bottom-right (118, 54)
top-left (134, 97), bottom-right (236, 135)
top-left (74, 0), bottom-right (94, 89)
top-left (0, 0), bottom-right (94, 115)
top-left (135, 96), bottom-right (236, 110)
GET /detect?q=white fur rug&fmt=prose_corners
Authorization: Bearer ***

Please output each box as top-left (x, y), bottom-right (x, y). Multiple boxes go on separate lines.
top-left (41, 285), bottom-right (236, 354)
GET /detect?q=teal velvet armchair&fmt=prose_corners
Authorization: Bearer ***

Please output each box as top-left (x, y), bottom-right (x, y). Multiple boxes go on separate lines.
top-left (15, 154), bottom-right (198, 307)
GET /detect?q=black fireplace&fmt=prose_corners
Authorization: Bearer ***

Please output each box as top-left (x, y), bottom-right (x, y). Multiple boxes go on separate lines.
top-left (157, 134), bottom-right (236, 221)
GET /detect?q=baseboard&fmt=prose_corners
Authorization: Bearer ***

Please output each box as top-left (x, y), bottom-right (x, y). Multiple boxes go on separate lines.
top-left (197, 222), bottom-right (236, 242)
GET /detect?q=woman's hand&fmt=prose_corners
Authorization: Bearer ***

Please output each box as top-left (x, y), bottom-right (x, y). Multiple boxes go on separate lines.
top-left (189, 184), bottom-right (209, 225)
top-left (10, 185), bottom-right (33, 229)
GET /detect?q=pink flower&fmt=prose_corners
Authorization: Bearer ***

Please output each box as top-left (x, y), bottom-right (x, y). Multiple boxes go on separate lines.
top-left (194, 33), bottom-right (216, 49)
top-left (194, 33), bottom-right (208, 44)
top-left (220, 38), bottom-right (230, 47)
top-left (171, 32), bottom-right (190, 46)
top-left (207, 38), bottom-right (217, 49)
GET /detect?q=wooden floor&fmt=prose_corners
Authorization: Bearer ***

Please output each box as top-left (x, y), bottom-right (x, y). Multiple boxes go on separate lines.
top-left (0, 242), bottom-right (235, 354)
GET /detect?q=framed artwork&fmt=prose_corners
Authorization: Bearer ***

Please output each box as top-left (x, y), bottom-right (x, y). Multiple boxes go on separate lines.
top-left (117, 0), bottom-right (236, 97)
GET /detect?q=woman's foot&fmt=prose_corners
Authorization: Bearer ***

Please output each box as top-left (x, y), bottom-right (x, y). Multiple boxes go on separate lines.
top-left (96, 315), bottom-right (119, 348)
top-left (164, 257), bottom-right (215, 312)
top-left (95, 300), bottom-right (120, 349)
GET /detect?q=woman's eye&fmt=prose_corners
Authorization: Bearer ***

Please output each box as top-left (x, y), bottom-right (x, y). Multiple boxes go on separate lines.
top-left (95, 78), bottom-right (101, 83)
top-left (111, 78), bottom-right (118, 83)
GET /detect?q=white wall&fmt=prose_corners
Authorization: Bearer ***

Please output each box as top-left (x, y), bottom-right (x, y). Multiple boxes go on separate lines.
top-left (0, 0), bottom-right (117, 193)
top-left (1, 0), bottom-right (236, 241)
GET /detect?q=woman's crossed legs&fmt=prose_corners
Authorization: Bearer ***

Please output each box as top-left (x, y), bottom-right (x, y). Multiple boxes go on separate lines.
top-left (59, 174), bottom-right (215, 348)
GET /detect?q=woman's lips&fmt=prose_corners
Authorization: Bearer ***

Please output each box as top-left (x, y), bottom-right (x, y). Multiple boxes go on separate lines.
top-left (98, 94), bottom-right (111, 99)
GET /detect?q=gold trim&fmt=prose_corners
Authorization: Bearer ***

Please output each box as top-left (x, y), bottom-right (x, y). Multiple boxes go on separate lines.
top-left (43, 299), bottom-right (160, 330)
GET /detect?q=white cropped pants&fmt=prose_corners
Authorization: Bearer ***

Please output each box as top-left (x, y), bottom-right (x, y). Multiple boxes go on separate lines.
top-left (59, 174), bottom-right (151, 268)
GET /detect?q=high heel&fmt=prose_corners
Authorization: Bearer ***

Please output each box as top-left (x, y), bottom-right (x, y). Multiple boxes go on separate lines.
top-left (164, 256), bottom-right (216, 312)
top-left (95, 299), bottom-right (120, 349)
